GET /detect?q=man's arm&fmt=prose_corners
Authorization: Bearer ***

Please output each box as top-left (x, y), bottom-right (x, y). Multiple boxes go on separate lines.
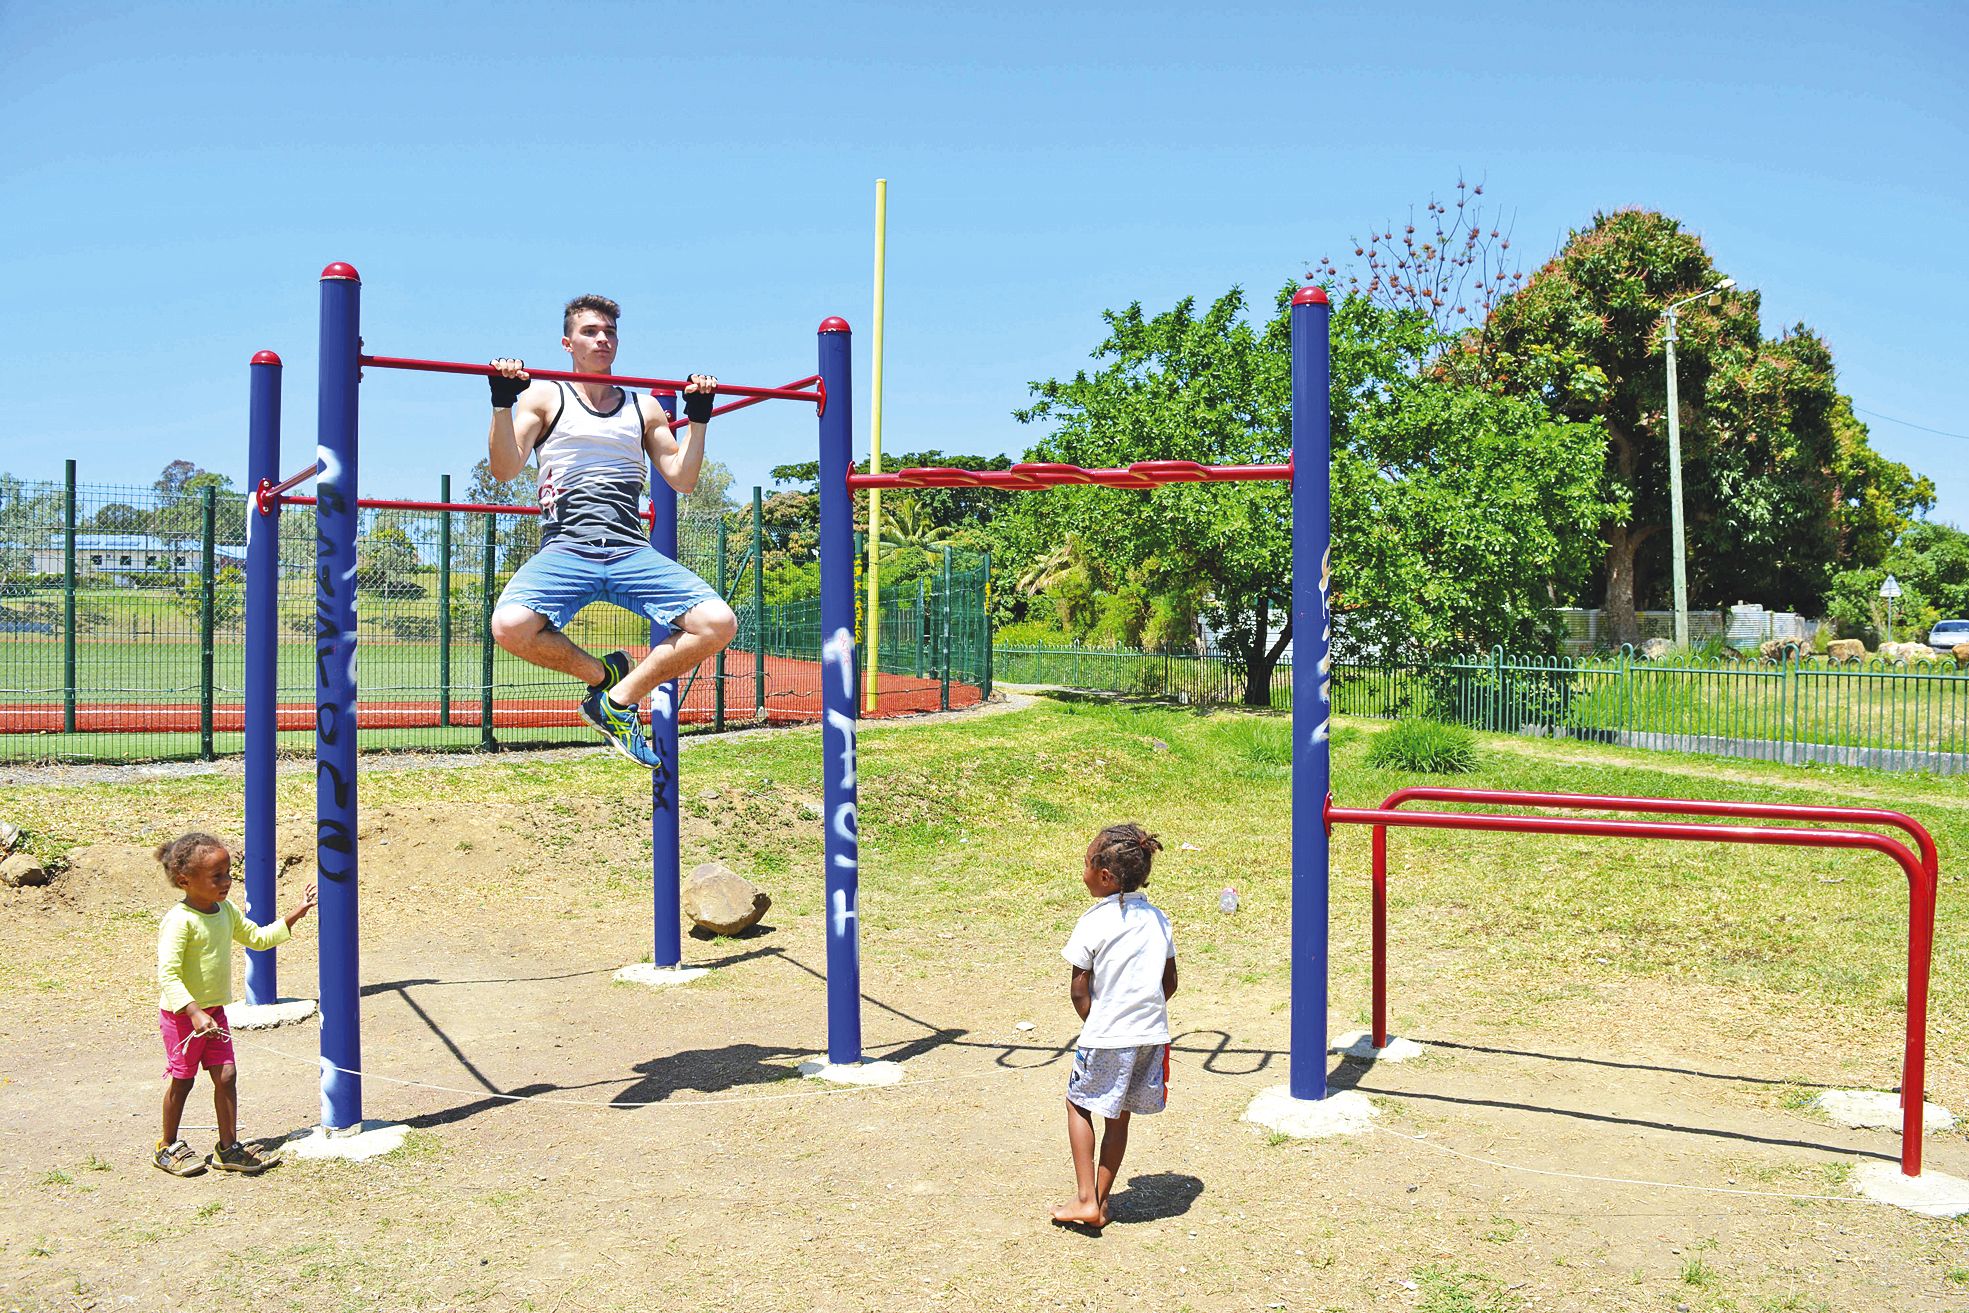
top-left (645, 373), bottom-right (715, 494)
top-left (487, 359), bottom-right (552, 483)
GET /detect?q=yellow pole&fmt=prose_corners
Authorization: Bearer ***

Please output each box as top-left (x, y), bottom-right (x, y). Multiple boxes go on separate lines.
top-left (865, 178), bottom-right (887, 712)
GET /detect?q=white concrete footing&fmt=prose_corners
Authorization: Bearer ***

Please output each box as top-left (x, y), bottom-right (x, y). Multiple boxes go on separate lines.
top-left (1813, 1089), bottom-right (1956, 1133)
top-left (798, 1058), bottom-right (904, 1087)
top-left (1852, 1162), bottom-right (1969, 1218)
top-left (228, 998), bottom-right (319, 1030)
top-left (1243, 1085), bottom-right (1379, 1138)
top-left (286, 1121), bottom-right (410, 1162)
top-left (1330, 1030), bottom-right (1424, 1062)
top-left (613, 963), bottom-right (709, 988)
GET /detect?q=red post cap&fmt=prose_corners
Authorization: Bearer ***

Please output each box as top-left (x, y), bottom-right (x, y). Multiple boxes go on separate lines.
top-left (320, 262), bottom-right (361, 282)
top-left (1291, 285), bottom-right (1329, 306)
top-left (251, 350), bottom-right (283, 366)
top-left (818, 316), bottom-right (851, 334)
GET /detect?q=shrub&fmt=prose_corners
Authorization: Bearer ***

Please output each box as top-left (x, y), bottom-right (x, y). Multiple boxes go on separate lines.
top-left (1364, 718), bottom-right (1479, 774)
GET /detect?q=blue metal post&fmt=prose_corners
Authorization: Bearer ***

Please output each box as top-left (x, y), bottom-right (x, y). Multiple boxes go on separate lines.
top-left (650, 391), bottom-right (683, 968)
top-left (817, 317), bottom-right (863, 1065)
top-left (316, 264), bottom-right (363, 1129)
top-left (1288, 285), bottom-right (1332, 1101)
top-left (243, 350), bottom-right (283, 1007)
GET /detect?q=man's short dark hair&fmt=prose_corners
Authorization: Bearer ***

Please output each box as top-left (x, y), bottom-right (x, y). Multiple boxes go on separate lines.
top-left (564, 294), bottom-right (621, 334)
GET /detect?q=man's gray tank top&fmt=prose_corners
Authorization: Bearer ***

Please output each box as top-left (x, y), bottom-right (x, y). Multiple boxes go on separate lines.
top-left (534, 381), bottom-right (650, 555)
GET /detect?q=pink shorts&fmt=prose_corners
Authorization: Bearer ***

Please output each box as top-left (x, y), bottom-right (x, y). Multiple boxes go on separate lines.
top-left (159, 1006), bottom-right (235, 1079)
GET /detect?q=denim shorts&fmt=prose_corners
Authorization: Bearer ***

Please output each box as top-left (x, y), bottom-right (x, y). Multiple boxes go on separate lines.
top-left (496, 544), bottom-right (720, 632)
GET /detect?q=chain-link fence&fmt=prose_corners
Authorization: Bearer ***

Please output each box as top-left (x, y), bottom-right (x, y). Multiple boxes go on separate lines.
top-left (0, 467), bottom-right (989, 764)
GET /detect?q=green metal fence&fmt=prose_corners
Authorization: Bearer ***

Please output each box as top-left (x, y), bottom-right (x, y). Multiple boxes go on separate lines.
top-left (993, 642), bottom-right (1969, 775)
top-left (0, 471), bottom-right (989, 764)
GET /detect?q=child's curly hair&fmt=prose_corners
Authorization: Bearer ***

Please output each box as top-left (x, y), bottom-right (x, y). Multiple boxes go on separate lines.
top-left (1090, 823), bottom-right (1162, 892)
top-left (156, 832), bottom-right (228, 889)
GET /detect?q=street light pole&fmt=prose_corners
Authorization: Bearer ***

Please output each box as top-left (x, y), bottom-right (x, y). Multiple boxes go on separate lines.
top-left (1661, 277), bottom-right (1733, 649)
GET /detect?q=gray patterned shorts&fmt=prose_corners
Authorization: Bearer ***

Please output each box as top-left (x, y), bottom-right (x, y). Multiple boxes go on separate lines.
top-left (1066, 1043), bottom-right (1168, 1117)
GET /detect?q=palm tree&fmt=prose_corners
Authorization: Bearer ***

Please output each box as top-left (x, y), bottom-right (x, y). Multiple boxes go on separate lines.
top-left (877, 496), bottom-right (956, 553)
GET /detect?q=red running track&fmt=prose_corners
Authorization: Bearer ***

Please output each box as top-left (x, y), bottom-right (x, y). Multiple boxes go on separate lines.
top-left (0, 651), bottom-right (980, 734)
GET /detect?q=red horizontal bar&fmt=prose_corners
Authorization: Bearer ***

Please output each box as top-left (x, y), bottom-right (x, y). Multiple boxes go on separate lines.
top-left (360, 355), bottom-right (823, 407)
top-left (848, 459), bottom-right (1293, 491)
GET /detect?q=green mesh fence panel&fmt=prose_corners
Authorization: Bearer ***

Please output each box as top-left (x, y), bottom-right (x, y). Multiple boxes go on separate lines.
top-left (0, 477), bottom-right (991, 763)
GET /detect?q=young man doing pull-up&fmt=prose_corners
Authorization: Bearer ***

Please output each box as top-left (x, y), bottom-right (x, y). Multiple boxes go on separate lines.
top-left (483, 294), bottom-right (737, 769)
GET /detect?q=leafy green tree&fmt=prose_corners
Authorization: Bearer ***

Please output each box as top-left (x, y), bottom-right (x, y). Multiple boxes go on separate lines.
top-left (89, 502), bottom-right (150, 533)
top-left (1827, 521), bottom-right (1969, 644)
top-left (877, 496), bottom-right (956, 553)
top-left (174, 564), bottom-right (245, 629)
top-left (682, 458), bottom-right (736, 519)
top-left (152, 467), bottom-right (246, 554)
top-left (1006, 285), bottom-right (1608, 701)
top-left (356, 521), bottom-right (425, 598)
top-left (1477, 209), bottom-right (1929, 641)
top-left (468, 457), bottom-right (542, 570)
top-left (0, 474), bottom-right (61, 594)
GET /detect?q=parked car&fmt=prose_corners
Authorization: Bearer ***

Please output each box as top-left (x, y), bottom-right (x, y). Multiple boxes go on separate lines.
top-left (1927, 619), bottom-right (1969, 653)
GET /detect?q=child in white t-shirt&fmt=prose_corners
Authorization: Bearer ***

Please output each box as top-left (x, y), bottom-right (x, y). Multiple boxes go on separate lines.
top-left (1051, 823), bottom-right (1177, 1230)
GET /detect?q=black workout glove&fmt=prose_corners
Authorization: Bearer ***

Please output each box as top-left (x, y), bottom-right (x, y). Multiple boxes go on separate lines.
top-left (683, 380), bottom-right (716, 424)
top-left (488, 373), bottom-right (529, 409)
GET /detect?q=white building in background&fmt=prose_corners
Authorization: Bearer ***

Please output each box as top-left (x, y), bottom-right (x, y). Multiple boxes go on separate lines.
top-left (25, 534), bottom-right (243, 586)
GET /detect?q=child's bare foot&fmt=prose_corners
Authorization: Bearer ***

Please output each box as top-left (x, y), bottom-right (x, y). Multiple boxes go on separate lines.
top-left (1050, 1200), bottom-right (1106, 1229)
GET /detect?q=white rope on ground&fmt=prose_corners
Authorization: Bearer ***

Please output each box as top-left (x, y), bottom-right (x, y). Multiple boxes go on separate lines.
top-left (1368, 1121), bottom-right (1969, 1207)
top-left (232, 1032), bottom-right (1048, 1110)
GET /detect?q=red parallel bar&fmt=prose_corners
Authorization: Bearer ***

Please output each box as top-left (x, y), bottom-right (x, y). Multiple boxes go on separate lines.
top-left (1331, 800), bottom-right (1937, 1177)
top-left (1374, 788), bottom-right (1939, 879)
top-left (361, 355), bottom-right (824, 407)
top-left (847, 458), bottom-right (1293, 491)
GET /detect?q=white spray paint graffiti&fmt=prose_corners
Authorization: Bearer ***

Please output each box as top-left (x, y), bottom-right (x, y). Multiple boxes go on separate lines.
top-left (831, 801), bottom-right (859, 869)
top-left (315, 445), bottom-right (359, 584)
top-left (825, 707), bottom-right (857, 788)
top-left (832, 888), bottom-right (857, 938)
top-left (1311, 543), bottom-right (1332, 747)
top-left (822, 626), bottom-right (855, 698)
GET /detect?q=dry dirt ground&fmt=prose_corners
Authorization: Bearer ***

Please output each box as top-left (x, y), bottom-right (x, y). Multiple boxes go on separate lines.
top-left (2, 712), bottom-right (1966, 1313)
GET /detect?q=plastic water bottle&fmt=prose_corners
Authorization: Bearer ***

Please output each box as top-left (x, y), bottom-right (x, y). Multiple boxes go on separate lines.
top-left (1218, 886), bottom-right (1239, 914)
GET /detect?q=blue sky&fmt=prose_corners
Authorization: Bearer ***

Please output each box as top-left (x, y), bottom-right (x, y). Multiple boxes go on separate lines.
top-left (4, 1), bottom-right (1964, 525)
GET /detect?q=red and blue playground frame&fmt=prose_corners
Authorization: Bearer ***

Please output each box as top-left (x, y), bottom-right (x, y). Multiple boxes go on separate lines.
top-left (245, 270), bottom-right (1939, 1177)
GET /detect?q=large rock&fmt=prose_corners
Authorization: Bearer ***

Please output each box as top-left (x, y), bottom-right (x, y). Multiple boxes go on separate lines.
top-left (1879, 642), bottom-right (1928, 665)
top-left (1827, 638), bottom-right (1865, 665)
top-left (1760, 637), bottom-right (1806, 663)
top-left (1954, 642), bottom-right (1969, 668)
top-left (682, 861), bottom-right (770, 936)
top-left (0, 852), bottom-right (49, 887)
top-left (1639, 637), bottom-right (1672, 661)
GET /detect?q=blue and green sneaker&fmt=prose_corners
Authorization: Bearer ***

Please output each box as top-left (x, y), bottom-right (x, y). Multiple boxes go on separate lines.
top-left (579, 686), bottom-right (664, 768)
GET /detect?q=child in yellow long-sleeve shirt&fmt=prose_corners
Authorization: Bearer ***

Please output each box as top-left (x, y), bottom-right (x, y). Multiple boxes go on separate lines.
top-left (153, 833), bottom-right (315, 1177)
